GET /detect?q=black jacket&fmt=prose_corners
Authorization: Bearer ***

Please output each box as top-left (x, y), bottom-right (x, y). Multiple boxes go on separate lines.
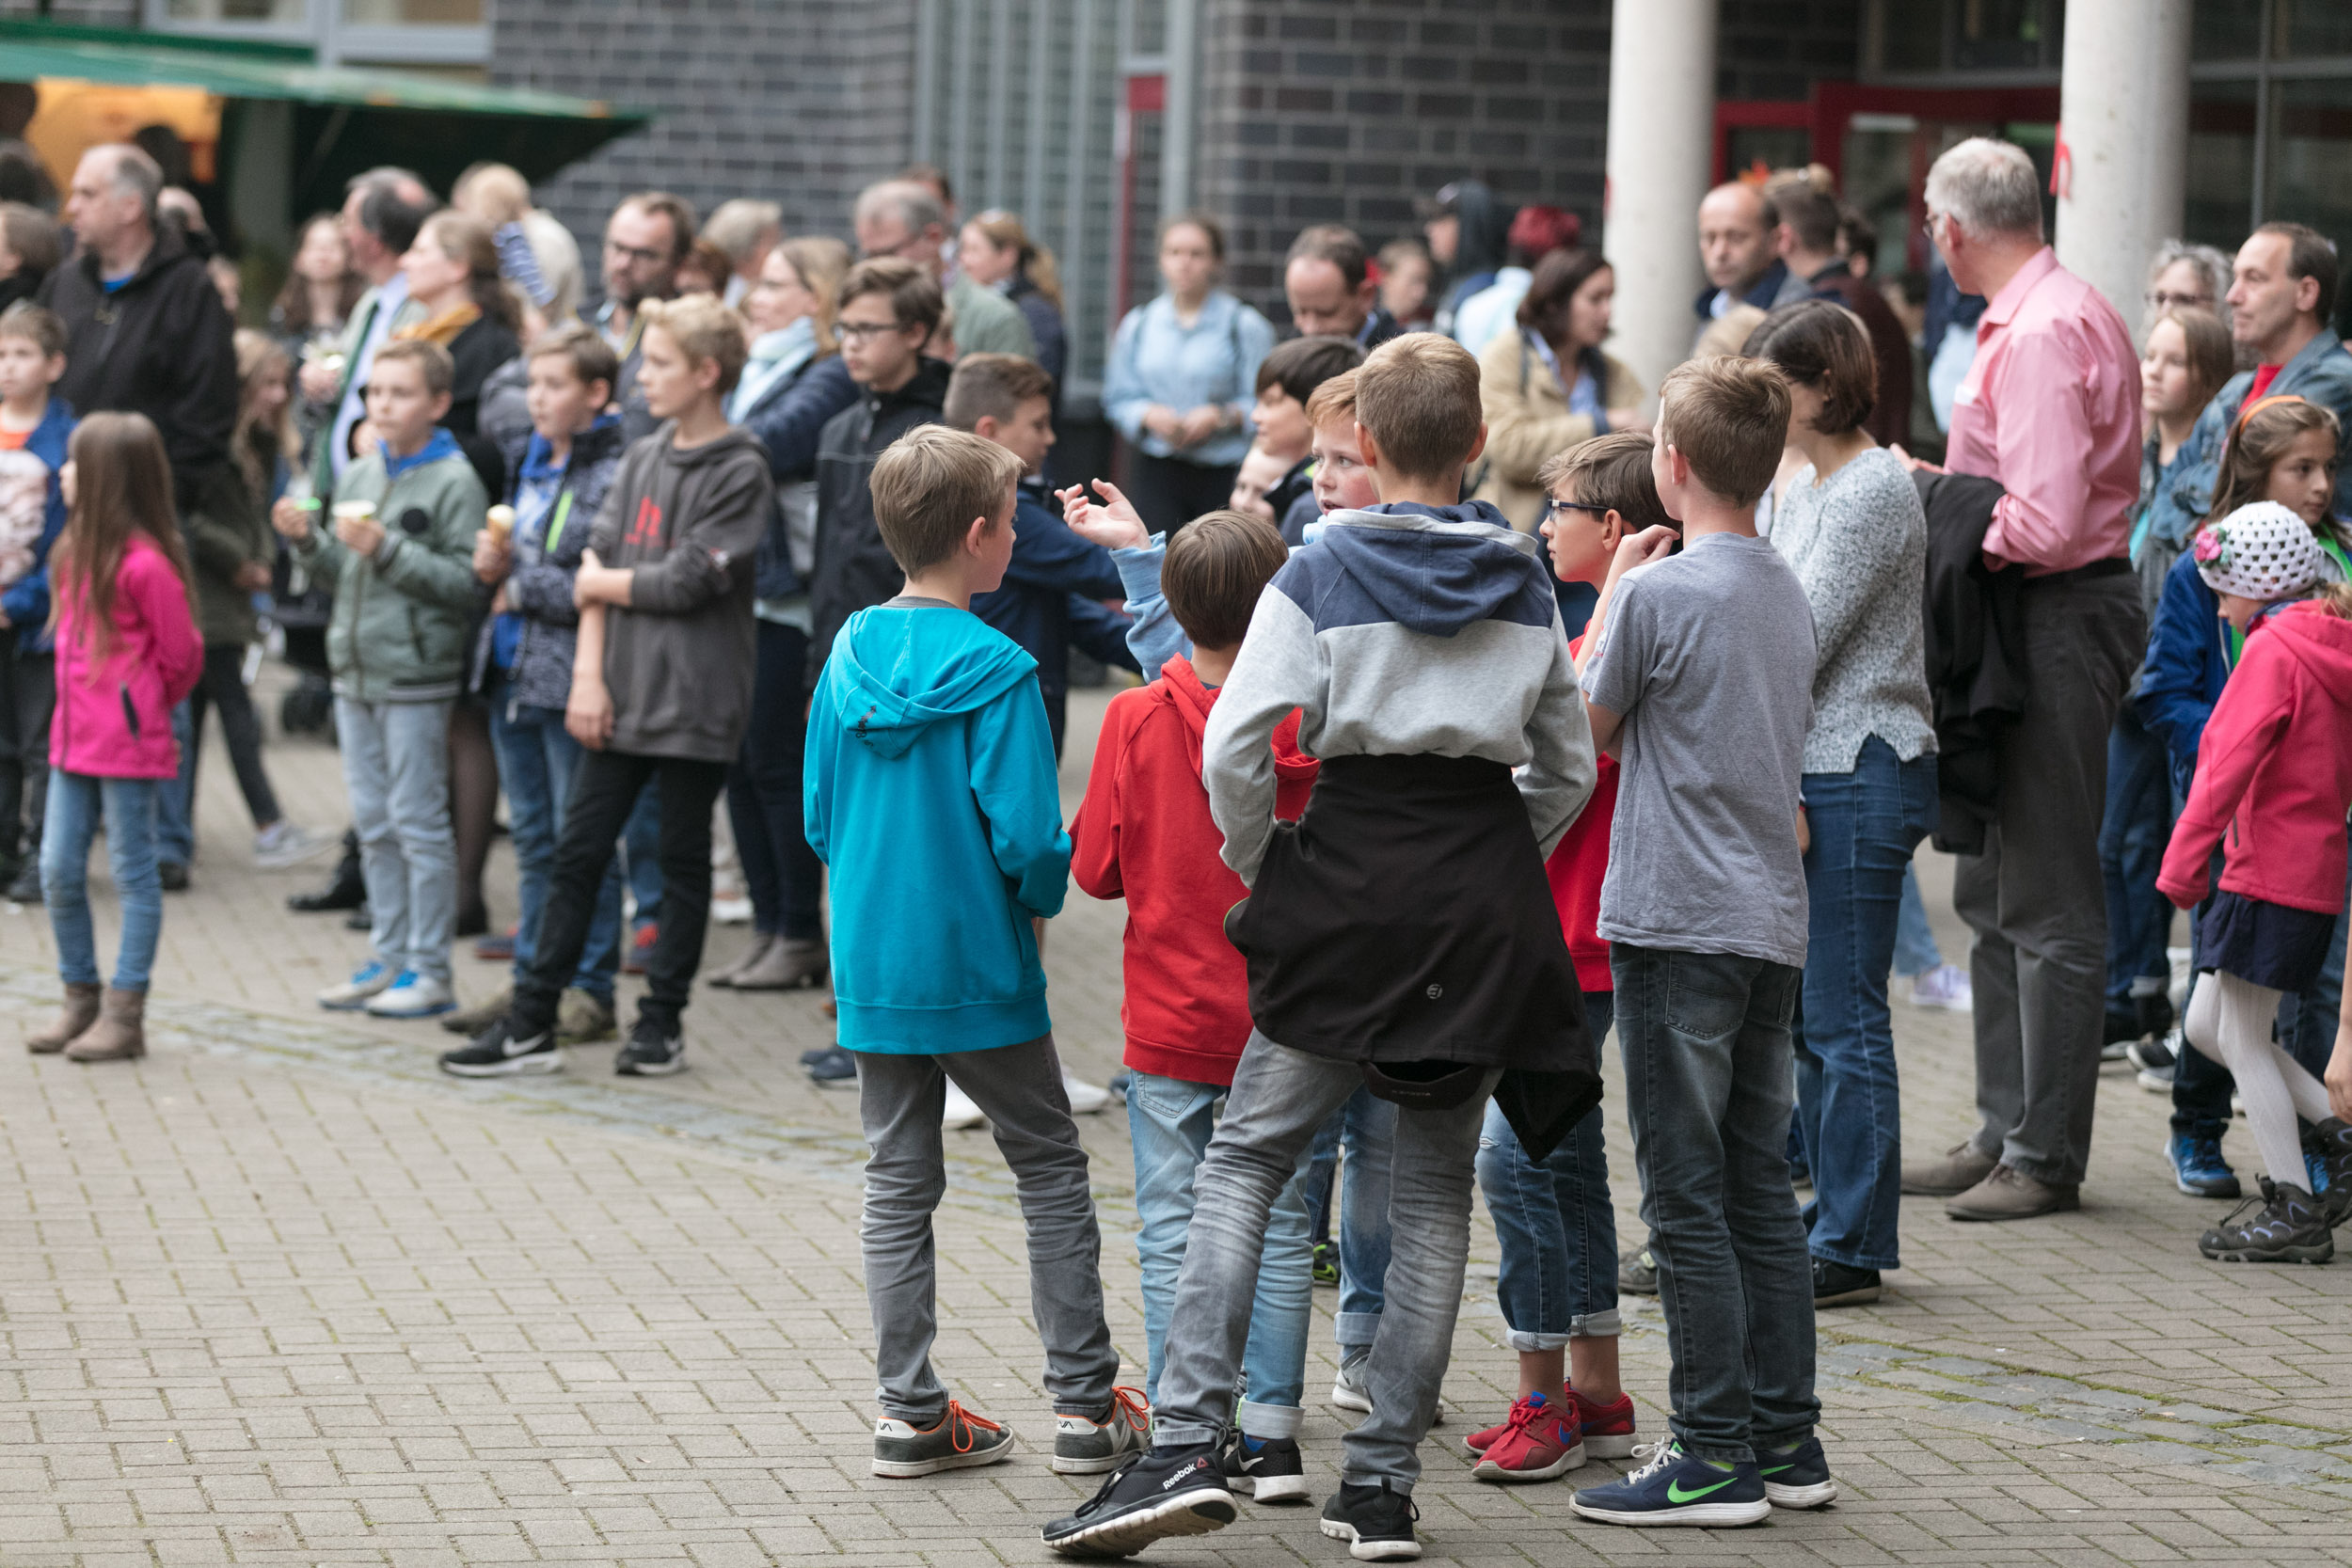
top-left (740, 353), bottom-right (860, 602)
top-left (807, 357), bottom-right (953, 688)
top-left (40, 224), bottom-right (236, 499)
top-left (1916, 470), bottom-right (2029, 854)
top-left (445, 313), bottom-right (522, 499)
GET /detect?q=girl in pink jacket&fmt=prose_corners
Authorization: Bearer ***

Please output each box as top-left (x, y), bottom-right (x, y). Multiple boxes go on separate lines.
top-left (24, 413), bottom-right (204, 1063)
top-left (2158, 501), bottom-right (2352, 1263)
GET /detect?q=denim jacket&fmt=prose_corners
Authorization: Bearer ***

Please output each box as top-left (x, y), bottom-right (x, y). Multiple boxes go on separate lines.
top-left (2164, 329), bottom-right (2352, 540)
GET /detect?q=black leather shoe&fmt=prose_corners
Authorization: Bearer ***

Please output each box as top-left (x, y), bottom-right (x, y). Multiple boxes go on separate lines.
top-left (1811, 1256), bottom-right (1883, 1307)
top-left (290, 844), bottom-right (366, 912)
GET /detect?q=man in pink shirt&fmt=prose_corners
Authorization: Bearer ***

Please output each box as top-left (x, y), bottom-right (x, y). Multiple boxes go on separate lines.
top-left (1899, 138), bottom-right (2146, 1222)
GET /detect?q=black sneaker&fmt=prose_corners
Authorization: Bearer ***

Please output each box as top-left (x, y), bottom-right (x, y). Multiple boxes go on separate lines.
top-left (615, 1018), bottom-right (686, 1077)
top-left (438, 1018), bottom-right (560, 1077)
top-left (2199, 1178), bottom-right (2334, 1263)
top-left (1041, 1445), bottom-right (1234, 1558)
top-left (2305, 1119), bottom-right (2352, 1227)
top-left (2127, 1034), bottom-right (2176, 1075)
top-left (1617, 1244), bottom-right (1658, 1296)
top-left (5, 859), bottom-right (40, 903)
top-left (803, 1044), bottom-right (858, 1089)
top-left (158, 861), bottom-right (190, 893)
top-left (1217, 1431), bottom-right (1309, 1503)
top-left (1811, 1256), bottom-right (1882, 1307)
top-left (1311, 1239), bottom-right (1340, 1286)
top-left (1319, 1479), bottom-right (1422, 1561)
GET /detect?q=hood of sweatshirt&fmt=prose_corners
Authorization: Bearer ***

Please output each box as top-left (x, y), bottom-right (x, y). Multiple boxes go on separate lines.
top-left (2263, 598), bottom-right (2352, 703)
top-left (1159, 655), bottom-right (1318, 780)
top-left (1310, 500), bottom-right (1556, 639)
top-left (644, 421), bottom-right (767, 478)
top-left (823, 603), bottom-right (1038, 759)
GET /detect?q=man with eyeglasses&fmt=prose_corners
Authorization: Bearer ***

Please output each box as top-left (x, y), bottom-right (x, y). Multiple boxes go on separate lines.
top-left (851, 180), bottom-right (1035, 362)
top-left (596, 191), bottom-right (697, 442)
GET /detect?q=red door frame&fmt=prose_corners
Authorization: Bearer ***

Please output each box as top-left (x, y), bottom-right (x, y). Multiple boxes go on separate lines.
top-left (1115, 73), bottom-right (1166, 324)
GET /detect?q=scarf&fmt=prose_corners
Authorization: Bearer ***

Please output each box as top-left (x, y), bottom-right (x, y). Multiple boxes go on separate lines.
top-left (728, 318), bottom-right (819, 422)
top-left (393, 300), bottom-right (482, 347)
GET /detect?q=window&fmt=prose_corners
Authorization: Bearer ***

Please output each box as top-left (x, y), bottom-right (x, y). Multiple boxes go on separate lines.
top-left (164, 0), bottom-right (303, 20)
top-left (342, 0), bottom-right (483, 20)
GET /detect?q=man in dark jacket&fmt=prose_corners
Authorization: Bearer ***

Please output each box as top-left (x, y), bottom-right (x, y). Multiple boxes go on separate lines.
top-left (808, 258), bottom-right (952, 688)
top-left (40, 143), bottom-right (234, 502)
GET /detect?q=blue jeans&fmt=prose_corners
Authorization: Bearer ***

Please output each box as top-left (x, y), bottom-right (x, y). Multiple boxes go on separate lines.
top-left (1894, 863), bottom-right (1942, 976)
top-left (1299, 1085), bottom-right (1397, 1356)
top-left (153, 699), bottom-right (195, 866)
top-left (1475, 990), bottom-right (1617, 1346)
top-left (2098, 705), bottom-right (2177, 1011)
top-left (337, 697), bottom-right (456, 985)
top-left (1154, 1032), bottom-right (1496, 1489)
top-left (624, 782), bottom-right (661, 927)
top-left (1127, 1070), bottom-right (1314, 1438)
top-left (1794, 738), bottom-right (1936, 1272)
top-left (41, 770), bottom-right (163, 990)
top-left (1613, 942), bottom-right (1816, 1464)
top-left (486, 684), bottom-right (623, 1001)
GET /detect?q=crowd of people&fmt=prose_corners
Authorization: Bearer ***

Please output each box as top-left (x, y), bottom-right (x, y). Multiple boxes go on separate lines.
top-left (3, 126), bottom-right (2351, 1562)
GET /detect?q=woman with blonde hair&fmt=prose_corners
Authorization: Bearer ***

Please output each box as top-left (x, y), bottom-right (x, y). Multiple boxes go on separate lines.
top-left (958, 209), bottom-right (1068, 391)
top-left (396, 210), bottom-right (522, 492)
top-left (711, 234), bottom-right (861, 991)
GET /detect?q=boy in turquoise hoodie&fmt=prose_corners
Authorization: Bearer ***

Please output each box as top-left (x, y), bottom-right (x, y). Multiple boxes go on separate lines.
top-left (804, 424), bottom-right (1141, 1483)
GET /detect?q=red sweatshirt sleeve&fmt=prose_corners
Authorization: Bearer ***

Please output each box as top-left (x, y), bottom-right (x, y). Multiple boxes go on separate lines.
top-left (2158, 635), bottom-right (2292, 908)
top-left (1071, 689), bottom-right (1139, 901)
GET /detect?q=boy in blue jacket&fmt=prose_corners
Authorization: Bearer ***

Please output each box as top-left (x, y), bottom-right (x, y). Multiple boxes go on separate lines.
top-left (946, 352), bottom-right (1138, 755)
top-left (804, 424), bottom-right (1141, 1483)
top-left (0, 301), bottom-right (74, 899)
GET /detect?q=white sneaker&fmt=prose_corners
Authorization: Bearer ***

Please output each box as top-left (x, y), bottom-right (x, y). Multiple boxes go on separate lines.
top-left (319, 959), bottom-right (395, 1010)
top-left (1063, 1072), bottom-right (1111, 1115)
top-left (252, 820), bottom-right (333, 869)
top-left (1908, 963), bottom-right (1973, 1012)
top-left (710, 895), bottom-right (754, 926)
top-left (365, 971), bottom-right (455, 1018)
top-left (943, 1084), bottom-right (987, 1131)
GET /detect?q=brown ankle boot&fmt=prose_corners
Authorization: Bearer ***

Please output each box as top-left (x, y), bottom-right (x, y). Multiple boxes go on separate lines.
top-left (27, 982), bottom-right (102, 1053)
top-left (65, 987), bottom-right (148, 1062)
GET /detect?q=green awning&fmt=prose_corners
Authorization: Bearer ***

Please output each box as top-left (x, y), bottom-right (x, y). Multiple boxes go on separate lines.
top-left (0, 18), bottom-right (651, 201)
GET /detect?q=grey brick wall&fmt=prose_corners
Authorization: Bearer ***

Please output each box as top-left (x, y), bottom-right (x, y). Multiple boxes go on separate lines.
top-left (1194, 0), bottom-right (1861, 327)
top-left (488, 0), bottom-right (923, 302)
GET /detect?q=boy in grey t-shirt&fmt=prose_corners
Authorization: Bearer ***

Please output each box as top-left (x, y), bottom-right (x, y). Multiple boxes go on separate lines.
top-left (1568, 358), bottom-right (1828, 1530)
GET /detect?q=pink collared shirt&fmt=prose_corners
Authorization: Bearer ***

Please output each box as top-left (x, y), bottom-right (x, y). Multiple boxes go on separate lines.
top-left (1944, 247), bottom-right (2141, 574)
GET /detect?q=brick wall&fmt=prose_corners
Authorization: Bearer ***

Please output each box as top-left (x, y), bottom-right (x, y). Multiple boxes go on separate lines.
top-left (488, 0), bottom-right (922, 299)
top-left (1195, 0), bottom-right (1862, 326)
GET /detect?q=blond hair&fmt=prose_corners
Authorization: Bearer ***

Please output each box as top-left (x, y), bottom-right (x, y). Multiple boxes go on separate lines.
top-left (637, 293), bottom-right (750, 397)
top-left (774, 235), bottom-right (850, 356)
top-left (371, 337), bottom-right (454, 397)
top-left (966, 210), bottom-right (1063, 309)
top-left (869, 426), bottom-right (1024, 574)
top-left (1304, 367), bottom-right (1360, 428)
top-left (1353, 333), bottom-right (1483, 482)
top-left (1655, 356), bottom-right (1790, 509)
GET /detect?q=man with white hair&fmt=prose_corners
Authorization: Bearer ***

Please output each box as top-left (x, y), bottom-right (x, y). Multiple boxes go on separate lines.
top-left (702, 198), bottom-right (782, 308)
top-left (852, 180), bottom-right (1035, 360)
top-left (40, 142), bottom-right (235, 499)
top-left (1899, 137), bottom-right (2146, 1223)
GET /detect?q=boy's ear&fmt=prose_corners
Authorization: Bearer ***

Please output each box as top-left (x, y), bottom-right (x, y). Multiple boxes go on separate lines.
top-left (974, 414), bottom-right (1001, 443)
top-left (1600, 508), bottom-right (1627, 546)
top-left (428, 389), bottom-right (454, 420)
top-left (1354, 419), bottom-right (1382, 472)
top-left (586, 378), bottom-right (613, 409)
top-left (1462, 420), bottom-right (1487, 468)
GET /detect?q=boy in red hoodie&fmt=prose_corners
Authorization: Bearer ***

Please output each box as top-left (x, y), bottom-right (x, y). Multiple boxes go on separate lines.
top-left (1069, 509), bottom-right (1321, 1503)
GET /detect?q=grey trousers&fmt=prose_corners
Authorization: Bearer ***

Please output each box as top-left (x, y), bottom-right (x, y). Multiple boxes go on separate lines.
top-left (1154, 1031), bottom-right (1497, 1490)
top-left (1956, 571), bottom-right (2145, 1186)
top-left (853, 1037), bottom-right (1120, 1423)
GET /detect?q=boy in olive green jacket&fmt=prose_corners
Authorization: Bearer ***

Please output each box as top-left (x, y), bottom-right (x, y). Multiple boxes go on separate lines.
top-left (272, 339), bottom-right (486, 1020)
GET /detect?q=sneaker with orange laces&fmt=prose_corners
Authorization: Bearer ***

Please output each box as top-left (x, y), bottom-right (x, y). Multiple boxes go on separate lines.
top-left (1054, 1386), bottom-right (1152, 1474)
top-left (871, 1400), bottom-right (1015, 1477)
top-left (1566, 1386), bottom-right (1637, 1458)
top-left (1469, 1390), bottom-right (1586, 1483)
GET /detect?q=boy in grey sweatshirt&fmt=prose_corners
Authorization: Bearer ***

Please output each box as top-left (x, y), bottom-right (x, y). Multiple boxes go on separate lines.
top-left (1042, 334), bottom-right (1598, 1561)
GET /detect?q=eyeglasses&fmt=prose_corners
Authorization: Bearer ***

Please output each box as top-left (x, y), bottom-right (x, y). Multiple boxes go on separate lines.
top-left (1544, 499), bottom-right (1610, 524)
top-left (604, 240), bottom-right (668, 266)
top-left (2146, 290), bottom-right (2213, 310)
top-left (835, 320), bottom-right (910, 342)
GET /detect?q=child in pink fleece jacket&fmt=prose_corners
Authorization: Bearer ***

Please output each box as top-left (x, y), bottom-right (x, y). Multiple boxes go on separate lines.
top-left (25, 413), bottom-right (203, 1063)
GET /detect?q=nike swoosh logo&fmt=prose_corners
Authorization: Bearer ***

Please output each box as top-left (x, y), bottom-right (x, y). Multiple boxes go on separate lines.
top-left (1758, 1464), bottom-right (1793, 1475)
top-left (502, 1033), bottom-right (548, 1057)
top-left (1666, 1475), bottom-right (1739, 1503)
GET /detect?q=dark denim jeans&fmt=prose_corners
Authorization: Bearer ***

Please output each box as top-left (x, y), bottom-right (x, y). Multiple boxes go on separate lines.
top-left (1794, 737), bottom-right (1936, 1272)
top-left (2098, 705), bottom-right (2177, 1011)
top-left (485, 683), bottom-right (624, 1001)
top-left (1474, 990), bottom-right (1617, 1345)
top-left (1297, 1085), bottom-right (1396, 1355)
top-left (2172, 851), bottom-right (2351, 1140)
top-left (1613, 942), bottom-right (1816, 1464)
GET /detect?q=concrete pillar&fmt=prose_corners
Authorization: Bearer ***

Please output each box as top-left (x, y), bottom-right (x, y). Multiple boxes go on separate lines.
top-left (1602, 0), bottom-right (1716, 393)
top-left (2056, 0), bottom-right (2192, 332)
top-left (1160, 0), bottom-right (1201, 220)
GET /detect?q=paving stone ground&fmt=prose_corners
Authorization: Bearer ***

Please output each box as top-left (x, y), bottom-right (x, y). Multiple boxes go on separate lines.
top-left (3, 674), bottom-right (2350, 1566)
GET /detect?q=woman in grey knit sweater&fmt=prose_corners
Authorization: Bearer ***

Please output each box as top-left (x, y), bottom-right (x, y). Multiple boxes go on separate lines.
top-left (1745, 300), bottom-right (1938, 1309)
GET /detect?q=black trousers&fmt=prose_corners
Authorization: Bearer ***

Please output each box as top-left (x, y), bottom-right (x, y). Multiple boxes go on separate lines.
top-left (186, 643), bottom-right (283, 830)
top-left (1128, 451), bottom-right (1240, 538)
top-left (0, 643), bottom-right (56, 861)
top-left (514, 747), bottom-right (728, 1036)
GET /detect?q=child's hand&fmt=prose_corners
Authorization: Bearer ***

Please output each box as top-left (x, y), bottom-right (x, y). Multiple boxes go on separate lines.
top-left (1607, 406), bottom-right (1651, 435)
top-left (565, 676), bottom-right (614, 750)
top-left (2329, 1028), bottom-right (2352, 1125)
top-left (473, 530), bottom-right (513, 585)
top-left (335, 509), bottom-right (386, 558)
top-left (269, 497), bottom-right (312, 541)
top-left (1057, 481), bottom-right (1149, 551)
top-left (1795, 807), bottom-right (1810, 856)
top-left (1889, 443), bottom-right (1945, 476)
top-left (1605, 525), bottom-right (1677, 586)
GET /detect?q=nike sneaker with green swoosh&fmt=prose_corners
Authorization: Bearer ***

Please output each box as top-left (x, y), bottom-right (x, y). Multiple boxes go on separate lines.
top-left (1758, 1431), bottom-right (1837, 1508)
top-left (1567, 1437), bottom-right (1770, 1527)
